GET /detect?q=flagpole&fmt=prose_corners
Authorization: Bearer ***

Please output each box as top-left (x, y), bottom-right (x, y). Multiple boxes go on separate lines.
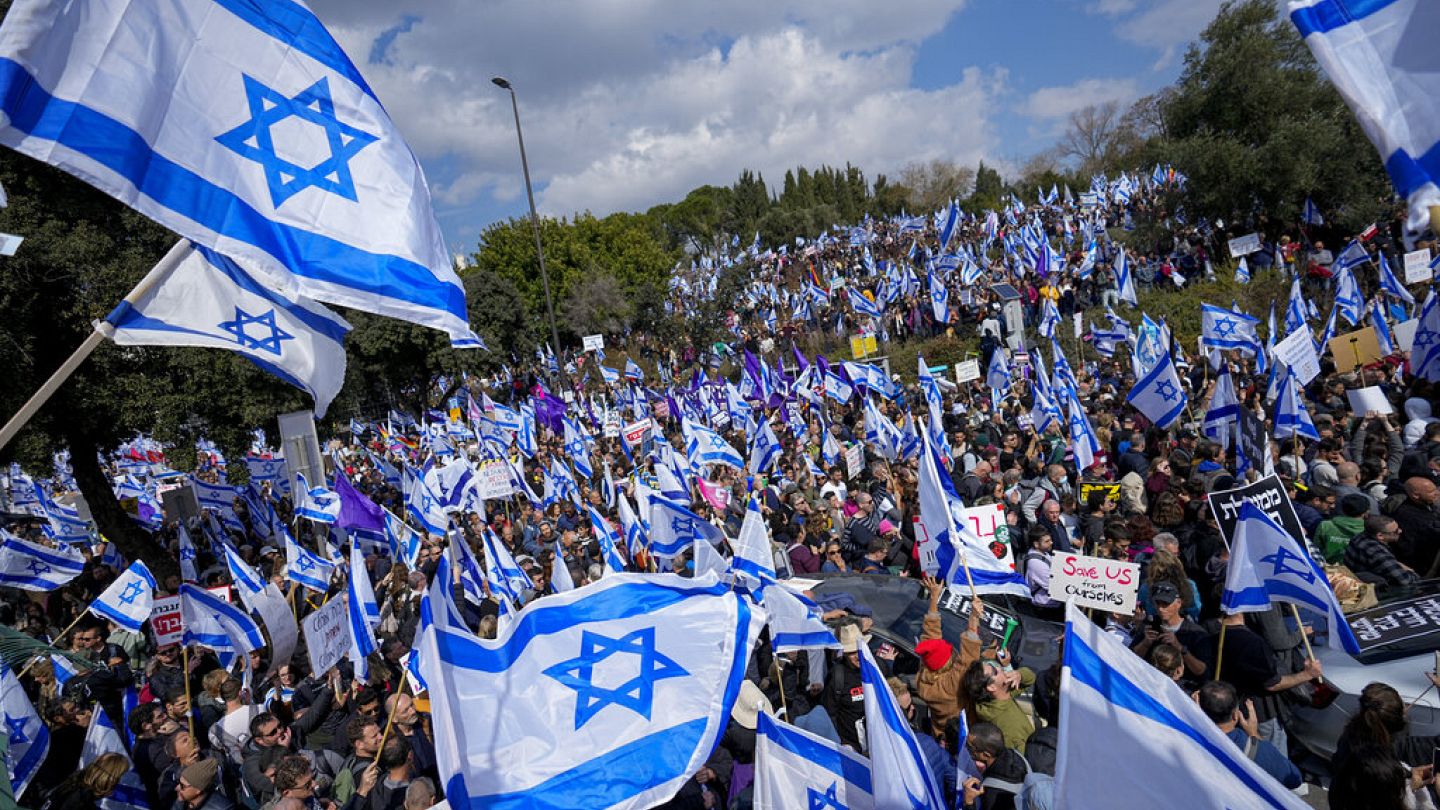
top-left (1213, 623), bottom-right (1228, 682)
top-left (182, 642), bottom-right (196, 739)
top-left (771, 657), bottom-right (789, 720)
top-left (1290, 604), bottom-right (1316, 662)
top-left (17, 613), bottom-right (88, 679)
top-left (374, 678), bottom-right (409, 764)
top-left (0, 239), bottom-right (190, 453)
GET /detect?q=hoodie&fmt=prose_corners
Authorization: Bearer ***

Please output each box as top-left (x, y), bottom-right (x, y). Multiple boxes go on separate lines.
top-left (1403, 398), bottom-right (1438, 448)
top-left (1315, 514), bottom-right (1366, 563)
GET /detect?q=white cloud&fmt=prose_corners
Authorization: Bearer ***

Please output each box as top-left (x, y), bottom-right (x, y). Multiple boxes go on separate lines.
top-left (1112, 0), bottom-right (1226, 70)
top-left (306, 0), bottom-right (997, 224)
top-left (1021, 77), bottom-right (1139, 122)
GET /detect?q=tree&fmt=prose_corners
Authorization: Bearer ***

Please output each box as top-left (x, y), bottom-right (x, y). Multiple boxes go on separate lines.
top-left (1057, 101), bottom-right (1127, 176)
top-left (897, 160), bottom-right (975, 213)
top-left (1156, 0), bottom-right (1391, 233)
top-left (560, 271), bottom-right (635, 338)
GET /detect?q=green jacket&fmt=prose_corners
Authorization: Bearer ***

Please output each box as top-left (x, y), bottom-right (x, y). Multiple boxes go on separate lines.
top-left (1316, 515), bottom-right (1365, 563)
top-left (974, 667), bottom-right (1036, 751)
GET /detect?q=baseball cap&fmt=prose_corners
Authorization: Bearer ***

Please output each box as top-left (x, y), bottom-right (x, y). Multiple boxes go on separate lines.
top-left (1152, 581), bottom-right (1181, 606)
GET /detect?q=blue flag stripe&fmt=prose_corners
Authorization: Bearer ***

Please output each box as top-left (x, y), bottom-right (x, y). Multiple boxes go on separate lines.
top-left (209, 0), bottom-right (378, 102)
top-left (1290, 0), bottom-right (1403, 37)
top-left (757, 712), bottom-right (873, 792)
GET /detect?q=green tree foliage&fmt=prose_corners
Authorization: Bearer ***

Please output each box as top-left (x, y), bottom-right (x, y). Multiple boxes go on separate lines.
top-left (1156, 0), bottom-right (1391, 233)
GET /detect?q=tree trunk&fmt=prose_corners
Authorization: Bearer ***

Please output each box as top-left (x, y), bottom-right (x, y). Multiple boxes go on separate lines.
top-left (66, 432), bottom-right (178, 582)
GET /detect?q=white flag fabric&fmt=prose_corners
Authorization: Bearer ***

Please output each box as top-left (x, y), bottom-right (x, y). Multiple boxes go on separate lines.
top-left (178, 522), bottom-right (200, 583)
top-left (416, 572), bottom-right (763, 809)
top-left (859, 642), bottom-right (946, 808)
top-left (403, 467), bottom-right (449, 536)
top-left (917, 433), bottom-right (1028, 597)
top-left (1290, 0), bottom-right (1440, 233)
top-left (1125, 347), bottom-right (1188, 429)
top-left (1, 662), bottom-right (47, 799)
top-left (0, 530), bottom-right (84, 591)
top-left (754, 711), bottom-right (873, 810)
top-left (1057, 603), bottom-right (1308, 809)
top-left (88, 560), bottom-right (157, 633)
top-left (1220, 501), bottom-right (1362, 654)
top-left (0, 0), bottom-right (472, 339)
top-left (80, 704), bottom-right (149, 810)
top-left (106, 243), bottom-right (351, 416)
top-left (765, 585), bottom-right (841, 654)
top-left (223, 541), bottom-right (268, 612)
top-left (682, 418), bottom-right (744, 471)
top-left (283, 527), bottom-right (336, 593)
top-left (730, 497), bottom-right (777, 586)
top-left (294, 472), bottom-right (342, 524)
top-left (648, 496), bottom-right (726, 560)
top-left (347, 544), bottom-right (379, 680)
top-left (180, 583), bottom-right (264, 671)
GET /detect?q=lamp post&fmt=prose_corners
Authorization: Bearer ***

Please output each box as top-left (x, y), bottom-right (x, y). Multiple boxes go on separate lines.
top-left (492, 76), bottom-right (562, 364)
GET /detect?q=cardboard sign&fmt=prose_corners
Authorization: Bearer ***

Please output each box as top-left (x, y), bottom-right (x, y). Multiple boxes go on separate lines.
top-left (475, 461), bottom-right (514, 500)
top-left (151, 596), bottom-right (184, 646)
top-left (582, 334), bottom-right (605, 352)
top-left (957, 503), bottom-right (1016, 571)
top-left (1227, 233), bottom-right (1262, 258)
top-left (1273, 326), bottom-right (1322, 385)
top-left (622, 419), bottom-right (653, 449)
top-left (1404, 249), bottom-right (1433, 284)
top-left (849, 335), bottom-right (877, 358)
top-left (1048, 553), bottom-right (1141, 614)
top-left (844, 444), bottom-right (864, 479)
top-left (1329, 326), bottom-right (1383, 368)
top-left (1078, 482), bottom-right (1121, 504)
top-left (954, 360), bottom-right (981, 384)
top-left (302, 594), bottom-right (351, 677)
top-left (1208, 475), bottom-right (1305, 545)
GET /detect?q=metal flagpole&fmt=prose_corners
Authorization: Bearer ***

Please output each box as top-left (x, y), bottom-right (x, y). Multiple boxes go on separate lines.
top-left (0, 240), bottom-right (190, 452)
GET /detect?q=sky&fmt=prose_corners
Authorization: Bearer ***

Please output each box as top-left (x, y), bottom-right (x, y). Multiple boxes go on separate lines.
top-left (308, 0), bottom-right (1229, 257)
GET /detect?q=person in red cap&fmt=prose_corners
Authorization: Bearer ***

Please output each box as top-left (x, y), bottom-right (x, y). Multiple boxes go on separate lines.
top-left (915, 574), bottom-right (985, 736)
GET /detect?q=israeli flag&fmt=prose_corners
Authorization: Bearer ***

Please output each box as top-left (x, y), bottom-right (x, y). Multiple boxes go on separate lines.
top-left (80, 703), bottom-right (149, 810)
top-left (1273, 365), bottom-right (1320, 441)
top-left (0, 530), bottom-right (84, 591)
top-left (928, 271), bottom-right (950, 324)
top-left (403, 466), bottom-right (450, 536)
top-left (283, 527), bottom-right (336, 593)
top-left (1057, 604), bottom-right (1309, 809)
top-left (1125, 347), bottom-right (1188, 429)
top-left (649, 496), bottom-right (725, 559)
top-left (107, 243), bottom-right (351, 416)
top-left (1114, 248), bottom-right (1139, 306)
top-left (859, 642), bottom-right (946, 808)
top-left (748, 419), bottom-right (783, 475)
top-left (1201, 303), bottom-right (1262, 353)
top-left (754, 712), bottom-right (873, 810)
top-left (682, 419), bottom-right (744, 471)
top-left (1203, 363), bottom-right (1240, 449)
top-left (1063, 386), bottom-right (1103, 473)
top-left (1373, 298), bottom-right (1397, 355)
top-left (0, 0), bottom-right (472, 339)
top-left (87, 560), bottom-right (156, 633)
top-left (1301, 196), bottom-right (1325, 226)
top-left (1292, 0), bottom-right (1440, 234)
top-left (1413, 290), bottom-right (1440, 382)
top-left (863, 396), bottom-right (904, 462)
top-left (180, 582), bottom-right (264, 666)
top-left (586, 506), bottom-right (629, 577)
top-left (294, 472), bottom-right (342, 524)
top-left (190, 476), bottom-right (243, 516)
top-left (1333, 265), bottom-right (1363, 325)
top-left (938, 200), bottom-right (959, 250)
top-left (1038, 297), bottom-right (1060, 339)
top-left (347, 544), bottom-right (380, 680)
top-left (245, 456), bottom-right (290, 495)
top-left (1, 662), bottom-right (47, 799)
top-left (729, 497), bottom-right (777, 587)
top-left (618, 495), bottom-right (649, 559)
top-left (416, 572), bottom-right (762, 809)
top-left (223, 541), bottom-right (267, 611)
top-left (986, 348), bottom-right (1012, 396)
top-left (625, 358), bottom-right (646, 381)
top-left (178, 521), bottom-right (200, 582)
top-left (1221, 502), bottom-right (1362, 654)
top-left (916, 432), bottom-right (1027, 597)
top-left (481, 525), bottom-right (534, 602)
top-left (1235, 256), bottom-right (1250, 284)
top-left (765, 585), bottom-right (841, 653)
top-left (1377, 250), bottom-right (1416, 305)
top-left (848, 288), bottom-right (884, 319)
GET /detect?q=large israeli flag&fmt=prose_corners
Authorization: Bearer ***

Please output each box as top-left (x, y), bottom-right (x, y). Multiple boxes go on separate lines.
top-left (294, 472), bottom-right (342, 524)
top-left (0, 0), bottom-right (471, 339)
top-left (416, 573), bottom-right (763, 809)
top-left (107, 243), bottom-right (351, 416)
top-left (80, 705), bottom-right (149, 810)
top-left (403, 467), bottom-right (450, 536)
top-left (648, 496), bottom-right (726, 560)
top-left (754, 711), bottom-right (873, 810)
top-left (1, 662), bottom-right (47, 799)
top-left (347, 544), bottom-right (379, 680)
top-left (859, 642), bottom-right (945, 808)
top-left (681, 419), bottom-right (744, 472)
top-left (1221, 502), bottom-right (1362, 654)
top-left (0, 530), bottom-right (84, 591)
top-left (1291, 0), bottom-right (1440, 234)
top-left (1057, 604), bottom-right (1308, 809)
top-left (283, 527), bottom-right (336, 593)
top-left (180, 582), bottom-right (265, 666)
top-left (1125, 347), bottom-right (1188, 429)
top-left (916, 433), bottom-right (1028, 597)
top-left (87, 560), bottom-right (156, 633)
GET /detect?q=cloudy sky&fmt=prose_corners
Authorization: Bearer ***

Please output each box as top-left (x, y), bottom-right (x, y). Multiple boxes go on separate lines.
top-left (309, 0), bottom-right (1227, 254)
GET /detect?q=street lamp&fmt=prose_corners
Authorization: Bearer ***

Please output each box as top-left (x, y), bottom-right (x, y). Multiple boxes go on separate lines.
top-left (492, 76), bottom-right (562, 365)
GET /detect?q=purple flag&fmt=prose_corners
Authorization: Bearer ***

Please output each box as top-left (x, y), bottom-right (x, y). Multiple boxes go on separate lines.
top-left (335, 471), bottom-right (385, 531)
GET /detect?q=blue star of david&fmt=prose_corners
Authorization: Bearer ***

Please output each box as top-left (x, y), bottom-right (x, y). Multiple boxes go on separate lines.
top-left (670, 516), bottom-right (694, 536)
top-left (219, 307), bottom-right (293, 356)
top-left (296, 554), bottom-right (316, 572)
top-left (1260, 545), bottom-right (1316, 585)
top-left (180, 545), bottom-right (196, 561)
top-left (1155, 380), bottom-right (1179, 403)
top-left (808, 782), bottom-right (848, 810)
top-left (311, 494), bottom-right (335, 509)
top-left (1416, 330), bottom-right (1437, 351)
top-left (118, 581), bottom-right (145, 606)
top-left (1213, 318), bottom-right (1236, 337)
top-left (5, 714), bottom-right (28, 745)
top-left (25, 560), bottom-right (50, 577)
top-left (542, 627), bottom-right (689, 730)
top-left (708, 434), bottom-right (729, 450)
top-left (216, 74), bottom-right (379, 208)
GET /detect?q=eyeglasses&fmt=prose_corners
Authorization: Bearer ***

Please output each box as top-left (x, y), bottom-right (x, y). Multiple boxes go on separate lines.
top-left (258, 725), bottom-right (281, 738)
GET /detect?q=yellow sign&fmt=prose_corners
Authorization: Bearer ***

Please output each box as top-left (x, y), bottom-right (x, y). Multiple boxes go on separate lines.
top-left (849, 335), bottom-right (877, 358)
top-left (1079, 482), bottom-right (1121, 504)
top-left (449, 407), bottom-right (463, 421)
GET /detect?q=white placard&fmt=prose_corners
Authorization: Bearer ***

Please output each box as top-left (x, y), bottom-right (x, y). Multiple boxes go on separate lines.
top-left (622, 419), bottom-right (653, 449)
top-left (1396, 318), bottom-right (1420, 352)
top-left (582, 334), bottom-right (605, 352)
top-left (954, 360), bottom-right (981, 384)
top-left (603, 413), bottom-right (621, 439)
top-left (1048, 552), bottom-right (1141, 614)
top-left (150, 595), bottom-right (183, 647)
top-left (844, 444), bottom-right (864, 479)
top-left (302, 594), bottom-right (351, 677)
top-left (1227, 233), bottom-right (1262, 258)
top-left (1072, 312), bottom-right (1083, 340)
top-left (475, 461), bottom-right (514, 500)
top-left (1404, 249), bottom-right (1433, 284)
top-left (1346, 386), bottom-right (1394, 416)
top-left (1272, 327), bottom-right (1322, 385)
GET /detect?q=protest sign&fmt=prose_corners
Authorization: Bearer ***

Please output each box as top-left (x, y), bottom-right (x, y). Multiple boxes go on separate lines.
top-left (1404, 249), bottom-right (1433, 284)
top-left (1237, 407), bottom-right (1267, 470)
top-left (1078, 482), bottom-right (1121, 504)
top-left (151, 596), bottom-right (183, 646)
top-left (849, 335), bottom-right (877, 358)
top-left (1346, 386), bottom-right (1394, 416)
top-left (1329, 326), bottom-right (1383, 368)
top-left (1208, 475), bottom-right (1305, 544)
top-left (957, 503), bottom-right (1016, 570)
top-left (1396, 318), bottom-right (1420, 352)
top-left (844, 444), bottom-right (864, 479)
top-left (1347, 592), bottom-right (1440, 653)
top-left (1227, 233), bottom-right (1262, 258)
top-left (938, 588), bottom-right (1024, 657)
top-left (475, 461), bottom-right (514, 500)
top-left (603, 413), bottom-right (621, 439)
top-left (302, 594), bottom-right (351, 677)
top-left (1048, 553), bottom-right (1140, 614)
top-left (954, 359), bottom-right (981, 384)
top-left (1273, 327), bottom-right (1322, 385)
top-left (622, 419), bottom-right (653, 449)
top-left (253, 584), bottom-right (298, 682)
top-left (582, 334), bottom-right (604, 352)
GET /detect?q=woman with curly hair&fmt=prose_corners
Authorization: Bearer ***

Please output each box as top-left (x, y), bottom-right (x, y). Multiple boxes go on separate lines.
top-left (1137, 550), bottom-right (1201, 621)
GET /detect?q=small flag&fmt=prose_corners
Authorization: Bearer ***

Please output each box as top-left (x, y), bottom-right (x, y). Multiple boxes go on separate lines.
top-left (0, 531), bottom-right (84, 591)
top-left (87, 560), bottom-right (157, 633)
